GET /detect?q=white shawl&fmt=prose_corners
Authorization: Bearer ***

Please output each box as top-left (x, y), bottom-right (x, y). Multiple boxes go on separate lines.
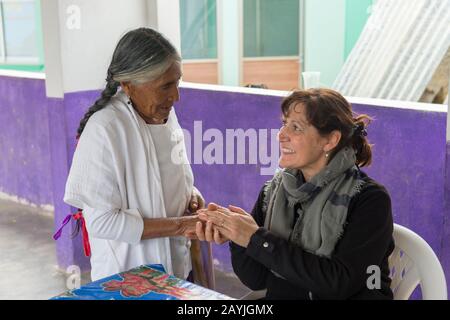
top-left (64, 91), bottom-right (193, 280)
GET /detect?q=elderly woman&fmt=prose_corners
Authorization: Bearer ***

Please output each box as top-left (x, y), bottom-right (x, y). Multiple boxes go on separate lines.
top-left (197, 88), bottom-right (395, 300)
top-left (63, 28), bottom-right (207, 283)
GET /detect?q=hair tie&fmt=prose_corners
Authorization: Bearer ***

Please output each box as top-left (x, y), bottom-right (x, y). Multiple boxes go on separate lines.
top-left (352, 124), bottom-right (367, 137)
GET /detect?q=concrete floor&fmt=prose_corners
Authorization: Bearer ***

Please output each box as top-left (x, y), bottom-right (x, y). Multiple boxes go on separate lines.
top-left (0, 199), bottom-right (250, 300)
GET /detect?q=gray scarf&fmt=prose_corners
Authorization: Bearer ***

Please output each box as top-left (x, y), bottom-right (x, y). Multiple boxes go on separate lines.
top-left (263, 147), bottom-right (366, 258)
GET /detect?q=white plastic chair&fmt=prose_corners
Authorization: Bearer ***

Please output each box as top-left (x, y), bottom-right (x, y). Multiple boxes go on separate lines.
top-left (389, 223), bottom-right (447, 300)
top-left (240, 223), bottom-right (448, 300)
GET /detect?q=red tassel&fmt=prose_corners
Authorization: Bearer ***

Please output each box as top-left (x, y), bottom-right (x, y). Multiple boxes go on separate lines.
top-left (73, 210), bottom-right (91, 257)
top-left (71, 137), bottom-right (91, 257)
top-left (69, 137), bottom-right (91, 257)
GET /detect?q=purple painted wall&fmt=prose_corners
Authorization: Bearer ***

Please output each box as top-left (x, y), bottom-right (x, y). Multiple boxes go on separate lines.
top-left (176, 89), bottom-right (284, 270)
top-left (47, 91), bottom-right (91, 271)
top-left (443, 142), bottom-right (450, 294)
top-left (0, 76), bottom-right (90, 271)
top-left (0, 76), bottom-right (53, 205)
top-left (354, 105), bottom-right (446, 258)
top-left (1, 78), bottom-right (448, 295)
top-left (58, 91), bottom-right (101, 270)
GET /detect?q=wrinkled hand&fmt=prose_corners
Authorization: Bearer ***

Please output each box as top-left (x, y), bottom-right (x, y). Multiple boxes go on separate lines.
top-left (178, 215), bottom-right (201, 240)
top-left (195, 203), bottom-right (229, 244)
top-left (189, 186), bottom-right (205, 213)
top-left (197, 203), bottom-right (258, 247)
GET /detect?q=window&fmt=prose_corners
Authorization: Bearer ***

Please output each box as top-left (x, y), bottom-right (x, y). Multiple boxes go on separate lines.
top-left (244, 0), bottom-right (299, 57)
top-left (179, 0), bottom-right (217, 60)
top-left (0, 0), bottom-right (43, 71)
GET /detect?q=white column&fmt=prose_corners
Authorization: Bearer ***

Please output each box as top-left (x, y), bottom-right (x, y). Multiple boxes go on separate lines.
top-left (217, 0), bottom-right (241, 87)
top-left (40, 0), bottom-right (64, 98)
top-left (304, 0), bottom-right (346, 87)
top-left (58, 0), bottom-right (148, 93)
top-left (145, 0), bottom-right (158, 30)
top-left (42, 0), bottom-right (183, 95)
top-left (41, 0), bottom-right (149, 95)
top-left (153, 0), bottom-right (181, 53)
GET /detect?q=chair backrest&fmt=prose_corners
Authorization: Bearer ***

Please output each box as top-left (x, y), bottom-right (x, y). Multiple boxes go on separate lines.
top-left (389, 224), bottom-right (447, 300)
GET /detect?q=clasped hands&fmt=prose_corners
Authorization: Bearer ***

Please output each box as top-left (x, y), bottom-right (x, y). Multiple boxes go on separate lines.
top-left (182, 188), bottom-right (258, 248)
top-left (194, 203), bottom-right (259, 248)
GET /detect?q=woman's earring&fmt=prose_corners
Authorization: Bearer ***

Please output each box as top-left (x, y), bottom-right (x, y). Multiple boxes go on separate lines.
top-left (325, 152), bottom-right (329, 158)
top-left (127, 97), bottom-right (131, 105)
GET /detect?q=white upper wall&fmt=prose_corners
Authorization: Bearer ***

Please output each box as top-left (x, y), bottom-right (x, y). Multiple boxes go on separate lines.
top-left (154, 0), bottom-right (181, 53)
top-left (41, 0), bottom-right (181, 97)
top-left (304, 0), bottom-right (346, 87)
top-left (57, 0), bottom-right (147, 94)
top-left (41, 0), bottom-right (64, 98)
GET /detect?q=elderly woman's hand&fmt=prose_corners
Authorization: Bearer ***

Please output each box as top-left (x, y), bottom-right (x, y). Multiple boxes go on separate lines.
top-left (195, 203), bottom-right (229, 245)
top-left (198, 203), bottom-right (258, 248)
top-left (189, 186), bottom-right (205, 213)
top-left (178, 215), bottom-right (201, 239)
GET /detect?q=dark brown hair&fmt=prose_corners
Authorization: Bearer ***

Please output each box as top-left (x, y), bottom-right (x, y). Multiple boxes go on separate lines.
top-left (281, 88), bottom-right (373, 167)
